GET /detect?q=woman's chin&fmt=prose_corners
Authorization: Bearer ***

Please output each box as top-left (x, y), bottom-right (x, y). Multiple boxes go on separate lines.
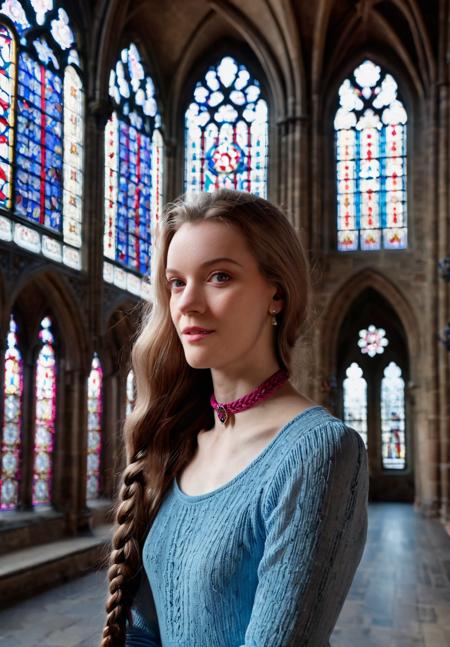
top-left (183, 353), bottom-right (213, 370)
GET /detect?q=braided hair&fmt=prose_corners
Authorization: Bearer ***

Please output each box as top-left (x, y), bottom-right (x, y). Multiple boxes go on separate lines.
top-left (100, 454), bottom-right (149, 645)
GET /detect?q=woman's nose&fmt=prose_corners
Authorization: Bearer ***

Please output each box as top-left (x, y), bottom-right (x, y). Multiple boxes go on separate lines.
top-left (177, 281), bottom-right (205, 314)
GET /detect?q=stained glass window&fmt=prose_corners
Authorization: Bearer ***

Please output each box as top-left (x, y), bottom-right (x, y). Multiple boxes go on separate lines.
top-left (185, 56), bottom-right (268, 196)
top-left (1, 316), bottom-right (23, 510)
top-left (104, 42), bottom-right (162, 281)
top-left (0, 1), bottom-right (84, 269)
top-left (381, 361), bottom-right (406, 469)
top-left (358, 324), bottom-right (389, 357)
top-left (86, 353), bottom-right (102, 499)
top-left (335, 59), bottom-right (407, 251)
top-left (343, 362), bottom-right (368, 447)
top-left (126, 369), bottom-right (135, 416)
top-left (0, 23), bottom-right (16, 212)
top-left (33, 316), bottom-right (56, 505)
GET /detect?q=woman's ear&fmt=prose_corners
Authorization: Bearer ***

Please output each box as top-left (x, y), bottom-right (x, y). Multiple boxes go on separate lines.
top-left (270, 287), bottom-right (284, 313)
top-left (272, 286), bottom-right (283, 302)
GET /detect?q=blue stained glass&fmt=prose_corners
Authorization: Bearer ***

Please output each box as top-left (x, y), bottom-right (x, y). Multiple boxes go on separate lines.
top-left (115, 120), bottom-right (152, 273)
top-left (0, 3), bottom-right (83, 259)
top-left (14, 52), bottom-right (63, 231)
top-left (104, 43), bottom-right (162, 276)
top-left (0, 23), bottom-right (15, 209)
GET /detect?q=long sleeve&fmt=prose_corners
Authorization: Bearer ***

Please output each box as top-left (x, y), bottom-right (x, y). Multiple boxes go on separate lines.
top-left (125, 569), bottom-right (161, 647)
top-left (240, 421), bottom-right (368, 647)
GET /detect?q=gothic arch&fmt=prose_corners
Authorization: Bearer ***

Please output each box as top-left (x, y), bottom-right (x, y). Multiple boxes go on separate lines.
top-left (320, 268), bottom-right (420, 380)
top-left (312, 0), bottom-right (435, 97)
top-left (169, 8), bottom-right (287, 131)
top-left (8, 269), bottom-right (89, 373)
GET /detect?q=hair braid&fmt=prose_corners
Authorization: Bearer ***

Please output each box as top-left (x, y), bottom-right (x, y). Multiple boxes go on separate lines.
top-left (100, 455), bottom-right (149, 647)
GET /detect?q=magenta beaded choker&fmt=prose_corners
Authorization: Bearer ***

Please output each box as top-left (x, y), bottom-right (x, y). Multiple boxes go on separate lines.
top-left (210, 368), bottom-right (289, 424)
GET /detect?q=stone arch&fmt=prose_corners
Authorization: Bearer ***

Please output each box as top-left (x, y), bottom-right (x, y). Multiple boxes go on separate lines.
top-left (0, 269), bottom-right (90, 512)
top-left (169, 11), bottom-right (286, 130)
top-left (320, 268), bottom-right (420, 383)
top-left (167, 5), bottom-right (295, 199)
top-left (8, 268), bottom-right (89, 373)
top-left (310, 0), bottom-right (435, 257)
top-left (312, 0), bottom-right (435, 98)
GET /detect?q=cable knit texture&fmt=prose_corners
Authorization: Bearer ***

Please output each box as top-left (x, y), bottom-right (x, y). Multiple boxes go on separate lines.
top-left (125, 405), bottom-right (368, 647)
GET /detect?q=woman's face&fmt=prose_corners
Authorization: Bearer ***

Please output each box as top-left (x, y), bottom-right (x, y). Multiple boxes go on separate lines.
top-left (165, 219), bottom-right (281, 372)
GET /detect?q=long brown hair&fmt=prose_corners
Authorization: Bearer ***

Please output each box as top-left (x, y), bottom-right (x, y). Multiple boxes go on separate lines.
top-left (99, 189), bottom-right (311, 645)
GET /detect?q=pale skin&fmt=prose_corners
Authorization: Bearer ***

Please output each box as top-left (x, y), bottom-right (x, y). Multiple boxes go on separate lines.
top-left (165, 219), bottom-right (317, 496)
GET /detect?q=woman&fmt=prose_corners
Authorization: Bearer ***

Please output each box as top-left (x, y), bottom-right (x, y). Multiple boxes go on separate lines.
top-left (100, 190), bottom-right (368, 647)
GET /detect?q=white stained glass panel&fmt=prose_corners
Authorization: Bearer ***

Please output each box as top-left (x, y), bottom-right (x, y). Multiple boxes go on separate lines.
top-left (32, 317), bottom-right (56, 506)
top-left (86, 354), bottom-right (102, 500)
top-left (63, 65), bottom-right (84, 250)
top-left (381, 361), bottom-right (406, 470)
top-left (343, 362), bottom-right (368, 447)
top-left (126, 369), bottom-right (135, 416)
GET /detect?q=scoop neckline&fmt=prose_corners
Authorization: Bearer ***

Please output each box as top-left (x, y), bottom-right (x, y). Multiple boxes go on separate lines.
top-left (173, 405), bottom-right (325, 503)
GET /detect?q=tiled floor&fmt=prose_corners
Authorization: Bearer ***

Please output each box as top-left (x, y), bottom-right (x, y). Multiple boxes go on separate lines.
top-left (0, 503), bottom-right (449, 647)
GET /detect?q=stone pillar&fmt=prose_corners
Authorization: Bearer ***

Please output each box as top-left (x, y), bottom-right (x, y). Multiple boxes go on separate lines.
top-left (63, 368), bottom-right (90, 534)
top-left (436, 0), bottom-right (450, 525)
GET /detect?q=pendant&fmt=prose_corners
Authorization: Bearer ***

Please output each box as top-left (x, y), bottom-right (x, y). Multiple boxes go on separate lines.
top-left (216, 404), bottom-right (228, 424)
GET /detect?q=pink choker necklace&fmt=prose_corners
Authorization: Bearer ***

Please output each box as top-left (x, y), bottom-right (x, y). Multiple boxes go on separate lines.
top-left (210, 368), bottom-right (289, 425)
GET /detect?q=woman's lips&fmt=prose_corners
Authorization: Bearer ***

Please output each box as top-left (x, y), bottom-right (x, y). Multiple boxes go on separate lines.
top-left (183, 330), bottom-right (215, 342)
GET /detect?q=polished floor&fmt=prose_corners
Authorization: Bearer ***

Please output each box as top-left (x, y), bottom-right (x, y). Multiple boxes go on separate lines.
top-left (0, 503), bottom-right (449, 647)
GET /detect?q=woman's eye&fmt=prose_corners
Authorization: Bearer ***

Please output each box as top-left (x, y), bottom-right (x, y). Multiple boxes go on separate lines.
top-left (167, 278), bottom-right (184, 289)
top-left (167, 273), bottom-right (231, 289)
top-left (210, 272), bottom-right (231, 283)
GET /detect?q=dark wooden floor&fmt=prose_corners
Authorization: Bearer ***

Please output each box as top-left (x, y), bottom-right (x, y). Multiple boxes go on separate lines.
top-left (0, 503), bottom-right (449, 647)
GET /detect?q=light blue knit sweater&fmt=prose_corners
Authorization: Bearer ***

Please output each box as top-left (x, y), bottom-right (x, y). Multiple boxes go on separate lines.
top-left (125, 406), bottom-right (368, 647)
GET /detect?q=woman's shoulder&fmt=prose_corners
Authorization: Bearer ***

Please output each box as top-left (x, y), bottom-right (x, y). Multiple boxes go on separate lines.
top-left (277, 405), bottom-right (366, 473)
top-left (261, 407), bottom-right (367, 513)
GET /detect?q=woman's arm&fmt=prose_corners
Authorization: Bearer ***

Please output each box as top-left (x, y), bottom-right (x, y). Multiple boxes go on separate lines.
top-left (240, 420), bottom-right (368, 647)
top-left (125, 570), bottom-right (161, 647)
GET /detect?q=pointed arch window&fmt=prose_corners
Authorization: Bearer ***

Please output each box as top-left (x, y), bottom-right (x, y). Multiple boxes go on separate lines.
top-left (33, 316), bottom-right (57, 506)
top-left (0, 1), bottom-right (84, 269)
top-left (103, 42), bottom-right (163, 297)
top-left (86, 353), bottom-right (102, 499)
top-left (185, 55), bottom-right (268, 196)
top-left (334, 60), bottom-right (407, 251)
top-left (1, 315), bottom-right (23, 510)
top-left (381, 361), bottom-right (406, 470)
top-left (343, 362), bottom-right (368, 447)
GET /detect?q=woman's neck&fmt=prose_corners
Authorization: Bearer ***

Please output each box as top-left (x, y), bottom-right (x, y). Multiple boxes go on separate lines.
top-left (210, 361), bottom-right (282, 404)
